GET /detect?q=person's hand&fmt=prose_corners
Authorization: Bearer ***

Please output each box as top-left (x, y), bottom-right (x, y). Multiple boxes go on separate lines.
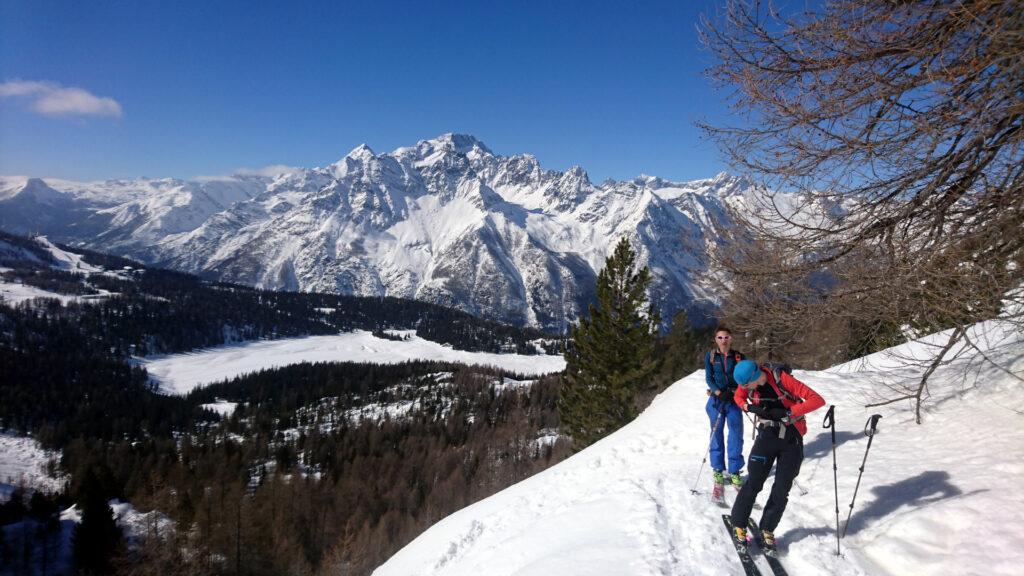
top-left (746, 403), bottom-right (766, 417)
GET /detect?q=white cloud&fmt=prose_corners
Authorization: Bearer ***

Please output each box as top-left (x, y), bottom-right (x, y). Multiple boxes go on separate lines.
top-left (0, 79), bottom-right (123, 118)
top-left (235, 164), bottom-right (299, 177)
top-left (195, 165), bottom-right (300, 181)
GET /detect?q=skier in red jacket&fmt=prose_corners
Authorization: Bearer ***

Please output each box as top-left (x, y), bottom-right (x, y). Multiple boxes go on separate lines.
top-left (729, 360), bottom-right (825, 554)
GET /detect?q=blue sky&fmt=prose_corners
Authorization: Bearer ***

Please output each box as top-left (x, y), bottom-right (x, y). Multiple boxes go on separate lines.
top-left (0, 0), bottom-right (733, 182)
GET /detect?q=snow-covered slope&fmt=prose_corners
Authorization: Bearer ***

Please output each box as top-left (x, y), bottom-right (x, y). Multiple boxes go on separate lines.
top-left (2, 498), bottom-right (172, 576)
top-left (0, 432), bottom-right (64, 501)
top-left (373, 320), bottom-right (1024, 576)
top-left (142, 329), bottom-right (566, 395)
top-left (0, 281), bottom-right (102, 306)
top-left (0, 135), bottom-right (765, 331)
top-left (0, 234), bottom-right (121, 305)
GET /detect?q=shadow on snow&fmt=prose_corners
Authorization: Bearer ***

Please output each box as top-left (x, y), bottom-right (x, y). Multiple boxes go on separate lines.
top-left (780, 470), bottom-right (983, 552)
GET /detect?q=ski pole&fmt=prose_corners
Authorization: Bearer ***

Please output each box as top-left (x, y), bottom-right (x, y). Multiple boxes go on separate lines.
top-left (690, 408), bottom-right (725, 494)
top-left (841, 414), bottom-right (882, 538)
top-left (822, 405), bottom-right (840, 556)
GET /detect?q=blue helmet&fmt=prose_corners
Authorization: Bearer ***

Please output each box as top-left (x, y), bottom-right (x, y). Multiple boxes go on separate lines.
top-left (733, 360), bottom-right (761, 385)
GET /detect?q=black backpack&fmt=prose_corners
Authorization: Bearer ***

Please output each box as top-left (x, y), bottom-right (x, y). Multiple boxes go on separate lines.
top-left (763, 361), bottom-right (799, 402)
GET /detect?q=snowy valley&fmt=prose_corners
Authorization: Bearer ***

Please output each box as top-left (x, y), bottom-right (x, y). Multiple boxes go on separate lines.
top-left (0, 232), bottom-right (572, 575)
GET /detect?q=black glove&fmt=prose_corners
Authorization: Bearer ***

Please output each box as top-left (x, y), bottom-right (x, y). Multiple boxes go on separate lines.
top-left (718, 398), bottom-right (731, 414)
top-left (746, 404), bottom-right (790, 421)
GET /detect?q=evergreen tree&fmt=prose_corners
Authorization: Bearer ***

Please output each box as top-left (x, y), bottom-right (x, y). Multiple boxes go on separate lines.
top-left (651, 311), bottom-right (709, 394)
top-left (73, 470), bottom-right (122, 575)
top-left (559, 237), bottom-right (660, 449)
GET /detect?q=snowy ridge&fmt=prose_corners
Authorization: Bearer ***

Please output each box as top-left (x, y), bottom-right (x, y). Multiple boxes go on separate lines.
top-left (0, 135), bottom-right (787, 331)
top-left (373, 320), bottom-right (1024, 576)
top-left (31, 236), bottom-right (103, 274)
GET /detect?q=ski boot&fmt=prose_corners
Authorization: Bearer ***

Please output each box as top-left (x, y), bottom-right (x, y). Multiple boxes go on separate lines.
top-left (761, 529), bottom-right (777, 557)
top-left (733, 525), bottom-right (749, 550)
top-left (729, 472), bottom-right (744, 492)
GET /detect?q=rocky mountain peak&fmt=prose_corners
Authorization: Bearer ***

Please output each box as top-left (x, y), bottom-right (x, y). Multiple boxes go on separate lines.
top-left (428, 133), bottom-right (493, 156)
top-left (348, 143), bottom-right (376, 158)
top-left (0, 135), bottom-right (772, 331)
top-left (19, 178), bottom-right (66, 204)
top-left (563, 165), bottom-right (590, 184)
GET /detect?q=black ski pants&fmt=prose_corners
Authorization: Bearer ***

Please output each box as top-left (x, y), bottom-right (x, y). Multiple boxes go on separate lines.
top-left (730, 424), bottom-right (804, 533)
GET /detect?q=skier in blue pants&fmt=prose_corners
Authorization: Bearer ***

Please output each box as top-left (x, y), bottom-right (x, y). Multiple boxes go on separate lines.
top-left (704, 326), bottom-right (746, 499)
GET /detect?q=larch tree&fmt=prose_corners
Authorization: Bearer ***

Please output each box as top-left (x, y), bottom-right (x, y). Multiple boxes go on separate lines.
top-left (699, 0), bottom-right (1023, 422)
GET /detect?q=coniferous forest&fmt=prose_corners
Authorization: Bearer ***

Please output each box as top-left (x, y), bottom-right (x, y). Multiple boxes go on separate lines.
top-left (0, 231), bottom-right (707, 575)
top-left (0, 231), bottom-right (574, 575)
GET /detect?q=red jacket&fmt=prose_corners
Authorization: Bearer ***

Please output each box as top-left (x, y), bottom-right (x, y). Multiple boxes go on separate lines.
top-left (733, 368), bottom-right (825, 437)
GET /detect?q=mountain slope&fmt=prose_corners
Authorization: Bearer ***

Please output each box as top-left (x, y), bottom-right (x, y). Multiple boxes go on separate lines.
top-left (0, 135), bottom-right (756, 331)
top-left (373, 319), bottom-right (1024, 576)
top-left (0, 230), bottom-right (556, 357)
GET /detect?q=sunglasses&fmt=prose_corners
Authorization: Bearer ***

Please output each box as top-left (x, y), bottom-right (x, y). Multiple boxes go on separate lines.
top-left (716, 335), bottom-right (731, 340)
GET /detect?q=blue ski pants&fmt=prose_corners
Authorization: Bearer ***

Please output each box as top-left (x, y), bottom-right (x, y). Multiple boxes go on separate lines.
top-left (705, 395), bottom-right (744, 474)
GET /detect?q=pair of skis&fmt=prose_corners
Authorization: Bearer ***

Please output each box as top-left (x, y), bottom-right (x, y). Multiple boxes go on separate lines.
top-left (722, 515), bottom-right (788, 576)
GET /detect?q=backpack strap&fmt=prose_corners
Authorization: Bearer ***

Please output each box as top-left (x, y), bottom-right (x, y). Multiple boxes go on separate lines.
top-left (766, 370), bottom-right (805, 424)
top-left (752, 370), bottom-right (805, 439)
top-left (769, 368), bottom-right (799, 403)
top-left (718, 353), bottom-right (734, 394)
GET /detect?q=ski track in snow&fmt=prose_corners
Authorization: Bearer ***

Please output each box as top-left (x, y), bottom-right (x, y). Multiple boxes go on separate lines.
top-left (374, 319), bottom-right (1024, 576)
top-left (141, 330), bottom-right (566, 395)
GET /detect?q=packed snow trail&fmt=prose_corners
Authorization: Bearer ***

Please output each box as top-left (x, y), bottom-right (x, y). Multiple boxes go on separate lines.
top-left (374, 319), bottom-right (1024, 576)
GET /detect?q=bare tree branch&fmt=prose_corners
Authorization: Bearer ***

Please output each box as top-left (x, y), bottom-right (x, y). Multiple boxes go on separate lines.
top-left (697, 0), bottom-right (1023, 421)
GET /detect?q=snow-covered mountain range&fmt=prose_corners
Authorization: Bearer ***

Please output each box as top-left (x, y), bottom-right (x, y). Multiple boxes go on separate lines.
top-left (0, 134), bottom-right (756, 332)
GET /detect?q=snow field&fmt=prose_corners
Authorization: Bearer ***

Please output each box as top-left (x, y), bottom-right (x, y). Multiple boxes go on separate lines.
top-left (33, 237), bottom-right (103, 274)
top-left (141, 330), bottom-right (566, 395)
top-left (0, 432), bottom-right (64, 501)
top-left (0, 237), bottom-right (122, 305)
top-left (200, 399), bottom-right (239, 417)
top-left (374, 319), bottom-right (1024, 576)
top-left (0, 280), bottom-right (93, 306)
